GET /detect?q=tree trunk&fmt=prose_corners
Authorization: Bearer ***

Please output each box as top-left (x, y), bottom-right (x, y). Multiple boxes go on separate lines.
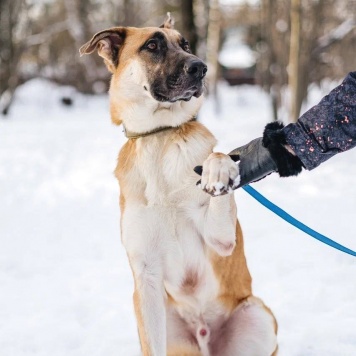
top-left (206, 0), bottom-right (221, 111)
top-left (63, 0), bottom-right (98, 92)
top-left (180, 0), bottom-right (198, 54)
top-left (288, 0), bottom-right (302, 123)
top-left (0, 0), bottom-right (25, 116)
top-left (194, 0), bottom-right (209, 60)
top-left (260, 0), bottom-right (280, 121)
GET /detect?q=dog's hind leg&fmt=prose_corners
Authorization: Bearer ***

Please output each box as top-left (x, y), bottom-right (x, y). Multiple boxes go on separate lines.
top-left (167, 345), bottom-right (201, 356)
top-left (166, 307), bottom-right (201, 356)
top-left (209, 297), bottom-right (277, 356)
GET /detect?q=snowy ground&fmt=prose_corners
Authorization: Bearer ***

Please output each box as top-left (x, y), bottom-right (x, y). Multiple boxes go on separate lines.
top-left (1, 79), bottom-right (355, 356)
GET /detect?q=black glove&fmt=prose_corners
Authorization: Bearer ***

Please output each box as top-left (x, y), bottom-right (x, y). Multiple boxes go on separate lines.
top-left (195, 122), bottom-right (304, 189)
top-left (228, 137), bottom-right (277, 187)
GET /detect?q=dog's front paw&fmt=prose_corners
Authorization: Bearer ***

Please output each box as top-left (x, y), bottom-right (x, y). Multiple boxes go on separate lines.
top-left (206, 236), bottom-right (236, 257)
top-left (198, 153), bottom-right (240, 196)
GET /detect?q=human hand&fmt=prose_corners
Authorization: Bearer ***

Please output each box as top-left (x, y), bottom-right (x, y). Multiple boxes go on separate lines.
top-left (195, 123), bottom-right (304, 194)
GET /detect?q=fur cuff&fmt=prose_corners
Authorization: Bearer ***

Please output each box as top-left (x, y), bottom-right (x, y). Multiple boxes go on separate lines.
top-left (262, 122), bottom-right (304, 177)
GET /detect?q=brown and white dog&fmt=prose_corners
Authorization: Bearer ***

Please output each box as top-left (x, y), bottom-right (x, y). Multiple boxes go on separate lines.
top-left (80, 14), bottom-right (277, 356)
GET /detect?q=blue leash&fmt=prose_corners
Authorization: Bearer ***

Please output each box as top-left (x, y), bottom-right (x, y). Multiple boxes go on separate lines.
top-left (242, 185), bottom-right (356, 257)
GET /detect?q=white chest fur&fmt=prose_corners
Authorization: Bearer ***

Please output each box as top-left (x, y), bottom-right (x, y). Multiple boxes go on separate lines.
top-left (118, 124), bottom-right (228, 322)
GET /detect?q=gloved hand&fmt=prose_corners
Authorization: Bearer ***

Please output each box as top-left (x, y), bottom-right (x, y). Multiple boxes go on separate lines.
top-left (228, 137), bottom-right (277, 188)
top-left (195, 122), bottom-right (304, 191)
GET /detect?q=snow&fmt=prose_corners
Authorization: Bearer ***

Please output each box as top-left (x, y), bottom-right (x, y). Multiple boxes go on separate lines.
top-left (219, 28), bottom-right (257, 69)
top-left (1, 78), bottom-right (356, 356)
top-left (219, 44), bottom-right (256, 69)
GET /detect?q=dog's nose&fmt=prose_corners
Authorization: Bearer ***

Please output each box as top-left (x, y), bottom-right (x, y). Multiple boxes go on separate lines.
top-left (186, 60), bottom-right (208, 79)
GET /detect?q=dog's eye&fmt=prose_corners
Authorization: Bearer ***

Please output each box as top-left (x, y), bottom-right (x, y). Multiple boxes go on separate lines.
top-left (147, 40), bottom-right (158, 51)
top-left (183, 42), bottom-right (191, 53)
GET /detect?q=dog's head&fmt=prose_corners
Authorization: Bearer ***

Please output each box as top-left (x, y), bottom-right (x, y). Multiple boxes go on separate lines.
top-left (80, 14), bottom-right (207, 129)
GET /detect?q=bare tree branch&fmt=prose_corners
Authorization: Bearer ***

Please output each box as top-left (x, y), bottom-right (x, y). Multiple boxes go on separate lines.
top-left (24, 21), bottom-right (69, 47)
top-left (312, 18), bottom-right (356, 57)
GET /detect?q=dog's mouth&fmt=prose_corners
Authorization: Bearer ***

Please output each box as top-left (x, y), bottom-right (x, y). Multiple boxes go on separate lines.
top-left (152, 85), bottom-right (204, 103)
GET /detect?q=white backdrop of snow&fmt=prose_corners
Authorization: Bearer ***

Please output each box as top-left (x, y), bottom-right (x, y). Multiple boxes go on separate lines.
top-left (219, 28), bottom-right (257, 69)
top-left (1, 78), bottom-right (355, 356)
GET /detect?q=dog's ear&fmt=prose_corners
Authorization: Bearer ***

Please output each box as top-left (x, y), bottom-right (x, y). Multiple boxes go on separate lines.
top-left (79, 28), bottom-right (126, 73)
top-left (159, 12), bottom-right (174, 29)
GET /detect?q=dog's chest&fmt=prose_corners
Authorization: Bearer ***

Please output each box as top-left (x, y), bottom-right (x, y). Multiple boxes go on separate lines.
top-left (119, 126), bottom-right (224, 319)
top-left (132, 133), bottom-right (208, 202)
top-left (162, 214), bottom-right (218, 295)
top-left (139, 157), bottom-right (221, 315)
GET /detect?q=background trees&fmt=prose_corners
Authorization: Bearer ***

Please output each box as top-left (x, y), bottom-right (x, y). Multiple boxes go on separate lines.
top-left (1, 0), bottom-right (355, 119)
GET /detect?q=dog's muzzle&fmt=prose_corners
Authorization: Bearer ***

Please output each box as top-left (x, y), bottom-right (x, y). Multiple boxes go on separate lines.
top-left (184, 60), bottom-right (208, 80)
top-left (151, 59), bottom-right (207, 103)
top-left (150, 55), bottom-right (208, 103)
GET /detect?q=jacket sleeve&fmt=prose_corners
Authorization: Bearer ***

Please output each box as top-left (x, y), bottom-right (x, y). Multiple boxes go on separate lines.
top-left (282, 71), bottom-right (356, 170)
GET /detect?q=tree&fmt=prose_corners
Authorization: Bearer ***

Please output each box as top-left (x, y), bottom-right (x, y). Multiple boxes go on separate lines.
top-left (206, 0), bottom-right (221, 111)
top-left (0, 0), bottom-right (28, 115)
top-left (180, 0), bottom-right (198, 54)
top-left (288, 0), bottom-right (301, 123)
top-left (254, 0), bottom-right (355, 122)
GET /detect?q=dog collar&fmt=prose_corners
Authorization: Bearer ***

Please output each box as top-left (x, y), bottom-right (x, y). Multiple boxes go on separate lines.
top-left (123, 117), bottom-right (197, 139)
top-left (123, 125), bottom-right (175, 139)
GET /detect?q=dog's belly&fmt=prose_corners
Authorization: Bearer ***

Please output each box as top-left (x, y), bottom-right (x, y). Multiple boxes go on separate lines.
top-left (163, 213), bottom-right (228, 328)
top-left (122, 178), bottom-right (231, 317)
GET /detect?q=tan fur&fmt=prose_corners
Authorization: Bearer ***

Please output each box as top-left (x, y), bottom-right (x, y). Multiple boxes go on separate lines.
top-left (161, 121), bottom-right (216, 155)
top-left (209, 221), bottom-right (252, 312)
top-left (167, 346), bottom-right (201, 356)
top-left (108, 27), bottom-right (182, 126)
top-left (81, 22), bottom-right (277, 355)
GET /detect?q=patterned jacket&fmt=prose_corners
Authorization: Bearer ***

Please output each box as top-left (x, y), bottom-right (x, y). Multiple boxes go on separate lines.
top-left (283, 72), bottom-right (356, 170)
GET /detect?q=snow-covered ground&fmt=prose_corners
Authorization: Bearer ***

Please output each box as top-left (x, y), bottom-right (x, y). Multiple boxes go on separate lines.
top-left (1, 79), bottom-right (355, 356)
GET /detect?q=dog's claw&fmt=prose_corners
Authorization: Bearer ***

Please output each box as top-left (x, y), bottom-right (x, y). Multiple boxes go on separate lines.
top-left (194, 166), bottom-right (203, 176)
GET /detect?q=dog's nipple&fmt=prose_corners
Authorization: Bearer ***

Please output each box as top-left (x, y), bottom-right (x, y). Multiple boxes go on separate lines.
top-left (199, 328), bottom-right (207, 337)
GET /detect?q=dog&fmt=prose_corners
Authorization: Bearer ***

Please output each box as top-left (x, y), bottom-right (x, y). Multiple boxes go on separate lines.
top-left (80, 14), bottom-right (278, 356)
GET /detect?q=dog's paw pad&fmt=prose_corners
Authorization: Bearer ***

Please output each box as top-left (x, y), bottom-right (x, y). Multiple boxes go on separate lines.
top-left (199, 153), bottom-right (239, 196)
